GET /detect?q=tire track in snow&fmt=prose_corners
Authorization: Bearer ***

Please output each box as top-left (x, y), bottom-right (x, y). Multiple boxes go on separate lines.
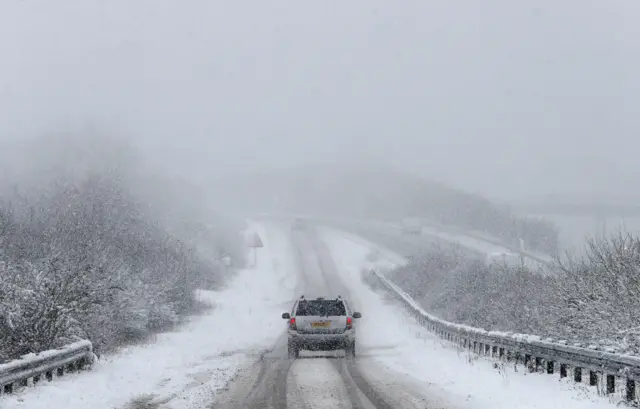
top-left (288, 359), bottom-right (352, 409)
top-left (210, 336), bottom-right (292, 409)
top-left (307, 226), bottom-right (444, 409)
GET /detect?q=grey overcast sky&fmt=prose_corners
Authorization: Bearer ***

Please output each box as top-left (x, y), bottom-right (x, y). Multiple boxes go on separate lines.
top-left (1, 1), bottom-right (639, 201)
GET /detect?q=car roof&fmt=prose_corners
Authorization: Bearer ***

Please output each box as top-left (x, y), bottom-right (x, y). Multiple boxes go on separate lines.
top-left (294, 297), bottom-right (350, 309)
top-left (296, 295), bottom-right (345, 301)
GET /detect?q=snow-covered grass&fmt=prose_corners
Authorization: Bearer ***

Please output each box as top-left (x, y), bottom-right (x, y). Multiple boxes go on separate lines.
top-left (319, 227), bottom-right (625, 409)
top-left (0, 221), bottom-right (296, 409)
top-left (324, 217), bottom-right (553, 271)
top-left (419, 222), bottom-right (554, 269)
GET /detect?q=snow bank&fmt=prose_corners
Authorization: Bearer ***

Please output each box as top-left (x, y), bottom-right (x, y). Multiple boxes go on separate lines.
top-left (0, 221), bottom-right (297, 409)
top-left (319, 228), bottom-right (623, 409)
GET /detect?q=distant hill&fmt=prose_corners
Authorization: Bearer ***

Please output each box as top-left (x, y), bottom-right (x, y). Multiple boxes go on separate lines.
top-left (209, 162), bottom-right (559, 255)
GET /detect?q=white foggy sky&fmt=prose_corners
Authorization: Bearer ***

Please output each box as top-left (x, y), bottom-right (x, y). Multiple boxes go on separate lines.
top-left (1, 1), bottom-right (639, 201)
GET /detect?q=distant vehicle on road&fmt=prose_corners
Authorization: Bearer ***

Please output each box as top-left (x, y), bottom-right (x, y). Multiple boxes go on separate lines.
top-left (282, 296), bottom-right (362, 359)
top-left (485, 252), bottom-right (522, 269)
top-left (400, 218), bottom-right (422, 235)
top-left (292, 217), bottom-right (306, 230)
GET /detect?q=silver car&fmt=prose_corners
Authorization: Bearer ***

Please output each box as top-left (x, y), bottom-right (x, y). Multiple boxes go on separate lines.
top-left (282, 296), bottom-right (362, 359)
top-left (292, 217), bottom-right (306, 230)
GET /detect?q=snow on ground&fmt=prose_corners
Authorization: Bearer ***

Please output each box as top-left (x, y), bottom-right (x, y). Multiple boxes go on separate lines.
top-left (327, 217), bottom-right (553, 270)
top-left (419, 223), bottom-right (554, 269)
top-left (314, 227), bottom-right (407, 275)
top-left (287, 360), bottom-right (351, 408)
top-left (319, 227), bottom-right (623, 409)
top-left (0, 221), bottom-right (296, 409)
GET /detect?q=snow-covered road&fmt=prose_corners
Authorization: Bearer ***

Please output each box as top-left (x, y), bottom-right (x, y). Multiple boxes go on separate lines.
top-left (1, 220), bottom-right (622, 408)
top-left (214, 223), bottom-right (620, 408)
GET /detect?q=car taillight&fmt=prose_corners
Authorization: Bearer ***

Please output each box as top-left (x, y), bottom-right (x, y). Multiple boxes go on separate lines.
top-left (289, 317), bottom-right (296, 330)
top-left (346, 317), bottom-right (353, 329)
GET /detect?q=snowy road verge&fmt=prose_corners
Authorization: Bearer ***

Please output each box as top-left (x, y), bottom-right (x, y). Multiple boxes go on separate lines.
top-left (319, 227), bottom-right (627, 409)
top-left (0, 221), bottom-right (296, 409)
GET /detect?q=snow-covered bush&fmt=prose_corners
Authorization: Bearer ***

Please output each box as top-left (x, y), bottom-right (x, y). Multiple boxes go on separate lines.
top-left (548, 231), bottom-right (640, 352)
top-left (0, 135), bottom-right (241, 362)
top-left (390, 231), bottom-right (640, 354)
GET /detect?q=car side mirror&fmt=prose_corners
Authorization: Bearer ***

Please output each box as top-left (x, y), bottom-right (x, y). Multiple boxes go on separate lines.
top-left (282, 312), bottom-right (291, 319)
top-left (352, 312), bottom-right (362, 319)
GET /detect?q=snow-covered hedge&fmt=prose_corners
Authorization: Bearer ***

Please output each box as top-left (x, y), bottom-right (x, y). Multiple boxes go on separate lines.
top-left (0, 135), bottom-right (242, 363)
top-left (389, 232), bottom-right (640, 355)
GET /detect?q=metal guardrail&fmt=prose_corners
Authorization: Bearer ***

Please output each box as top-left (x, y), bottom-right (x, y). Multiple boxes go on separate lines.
top-left (0, 340), bottom-right (94, 394)
top-left (368, 269), bottom-right (640, 403)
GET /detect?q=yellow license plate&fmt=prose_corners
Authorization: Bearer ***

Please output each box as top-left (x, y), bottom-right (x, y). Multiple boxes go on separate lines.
top-left (311, 322), bottom-right (330, 328)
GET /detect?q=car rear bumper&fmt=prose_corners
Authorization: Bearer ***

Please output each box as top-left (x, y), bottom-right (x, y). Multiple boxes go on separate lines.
top-left (288, 331), bottom-right (355, 350)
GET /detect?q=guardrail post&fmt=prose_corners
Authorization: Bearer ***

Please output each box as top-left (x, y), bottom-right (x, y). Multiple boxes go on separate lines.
top-left (560, 364), bottom-right (567, 378)
top-left (626, 379), bottom-right (635, 402)
top-left (535, 357), bottom-right (543, 372)
top-left (4, 383), bottom-right (13, 394)
top-left (479, 343), bottom-right (484, 355)
top-left (57, 367), bottom-right (64, 377)
top-left (574, 367), bottom-right (582, 382)
top-left (499, 348), bottom-right (505, 359)
top-left (546, 361), bottom-right (554, 374)
top-left (589, 371), bottom-right (597, 386)
top-left (485, 344), bottom-right (491, 355)
top-left (46, 370), bottom-right (53, 382)
top-left (78, 357), bottom-right (88, 370)
top-left (606, 375), bottom-right (615, 394)
top-left (492, 346), bottom-right (498, 357)
top-left (473, 341), bottom-right (478, 353)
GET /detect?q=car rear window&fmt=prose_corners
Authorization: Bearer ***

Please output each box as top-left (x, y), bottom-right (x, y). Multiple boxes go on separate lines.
top-left (296, 300), bottom-right (346, 316)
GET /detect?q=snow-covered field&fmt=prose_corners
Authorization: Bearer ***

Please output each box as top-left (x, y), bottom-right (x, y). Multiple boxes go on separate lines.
top-left (419, 223), bottom-right (554, 268)
top-left (323, 217), bottom-right (554, 270)
top-left (0, 221), bottom-right (297, 409)
top-left (319, 227), bottom-right (623, 409)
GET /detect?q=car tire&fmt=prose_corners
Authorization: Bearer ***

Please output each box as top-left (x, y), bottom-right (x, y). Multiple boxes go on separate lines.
top-left (288, 344), bottom-right (299, 359)
top-left (345, 342), bottom-right (356, 359)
